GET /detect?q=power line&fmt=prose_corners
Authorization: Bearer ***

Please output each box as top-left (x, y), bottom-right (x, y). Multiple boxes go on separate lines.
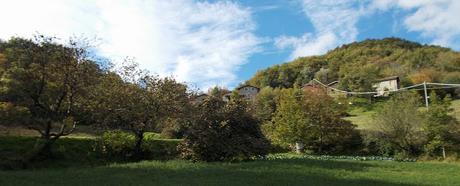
top-left (427, 82), bottom-right (460, 87)
top-left (311, 79), bottom-right (378, 95)
top-left (311, 79), bottom-right (460, 96)
top-left (311, 79), bottom-right (460, 109)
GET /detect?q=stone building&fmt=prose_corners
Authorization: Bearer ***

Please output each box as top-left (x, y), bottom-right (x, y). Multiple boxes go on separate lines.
top-left (236, 85), bottom-right (260, 101)
top-left (372, 76), bottom-right (400, 97)
top-left (192, 93), bottom-right (208, 104)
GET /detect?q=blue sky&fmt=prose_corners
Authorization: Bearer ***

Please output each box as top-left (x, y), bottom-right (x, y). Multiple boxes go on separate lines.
top-left (0, 0), bottom-right (459, 90)
top-left (235, 0), bottom-right (459, 85)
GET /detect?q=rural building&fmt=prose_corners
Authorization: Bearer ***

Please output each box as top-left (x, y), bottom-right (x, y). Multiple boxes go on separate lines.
top-left (222, 93), bottom-right (232, 102)
top-left (325, 81), bottom-right (347, 97)
top-left (327, 81), bottom-right (339, 87)
top-left (372, 76), bottom-right (400, 97)
top-left (193, 93), bottom-right (208, 103)
top-left (302, 82), bottom-right (328, 95)
top-left (236, 85), bottom-right (260, 101)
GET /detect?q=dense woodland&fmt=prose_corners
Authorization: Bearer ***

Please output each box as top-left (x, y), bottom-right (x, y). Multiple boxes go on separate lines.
top-left (1, 36), bottom-right (460, 169)
top-left (248, 38), bottom-right (460, 93)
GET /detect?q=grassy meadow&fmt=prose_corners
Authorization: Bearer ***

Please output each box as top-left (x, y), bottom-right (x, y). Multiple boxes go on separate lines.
top-left (1, 154), bottom-right (460, 186)
top-left (1, 135), bottom-right (460, 186)
top-left (345, 99), bottom-right (460, 129)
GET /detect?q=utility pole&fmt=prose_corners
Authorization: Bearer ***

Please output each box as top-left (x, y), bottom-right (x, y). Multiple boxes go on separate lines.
top-left (423, 81), bottom-right (429, 109)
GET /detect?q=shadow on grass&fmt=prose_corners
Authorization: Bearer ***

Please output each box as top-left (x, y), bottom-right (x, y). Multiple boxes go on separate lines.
top-left (0, 135), bottom-right (179, 170)
top-left (0, 158), bottom-right (421, 186)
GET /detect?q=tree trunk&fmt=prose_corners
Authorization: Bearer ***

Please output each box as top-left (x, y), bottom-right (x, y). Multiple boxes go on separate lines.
top-left (318, 132), bottom-right (323, 154)
top-left (133, 131), bottom-right (144, 160)
top-left (23, 135), bottom-right (58, 164)
top-left (442, 146), bottom-right (446, 159)
top-left (295, 142), bottom-right (304, 154)
top-left (35, 121), bottom-right (57, 157)
top-left (36, 137), bottom-right (57, 157)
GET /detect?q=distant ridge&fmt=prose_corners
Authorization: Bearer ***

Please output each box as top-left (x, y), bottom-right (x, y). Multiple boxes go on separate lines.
top-left (247, 38), bottom-right (460, 92)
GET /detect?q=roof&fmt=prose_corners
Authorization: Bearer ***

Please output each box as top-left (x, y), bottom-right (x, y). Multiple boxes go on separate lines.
top-left (236, 84), bottom-right (260, 91)
top-left (221, 89), bottom-right (232, 94)
top-left (303, 80), bottom-right (322, 88)
top-left (302, 82), bottom-right (322, 88)
top-left (222, 93), bottom-right (232, 99)
top-left (195, 93), bottom-right (208, 97)
top-left (375, 76), bottom-right (399, 82)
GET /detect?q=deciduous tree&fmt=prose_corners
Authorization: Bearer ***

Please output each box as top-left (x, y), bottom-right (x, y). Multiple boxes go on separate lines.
top-left (423, 93), bottom-right (460, 159)
top-left (91, 61), bottom-right (190, 159)
top-left (371, 92), bottom-right (425, 157)
top-left (0, 36), bottom-right (101, 158)
top-left (266, 87), bottom-right (359, 154)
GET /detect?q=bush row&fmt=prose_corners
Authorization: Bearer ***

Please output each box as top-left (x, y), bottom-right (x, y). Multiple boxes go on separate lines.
top-left (0, 132), bottom-right (181, 169)
top-left (98, 131), bottom-right (181, 160)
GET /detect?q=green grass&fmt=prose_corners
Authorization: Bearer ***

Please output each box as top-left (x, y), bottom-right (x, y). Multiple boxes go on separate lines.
top-left (344, 107), bottom-right (376, 129)
top-left (345, 99), bottom-right (460, 130)
top-left (1, 100), bottom-right (460, 185)
top-left (451, 99), bottom-right (460, 121)
top-left (1, 136), bottom-right (459, 185)
top-left (0, 154), bottom-right (459, 186)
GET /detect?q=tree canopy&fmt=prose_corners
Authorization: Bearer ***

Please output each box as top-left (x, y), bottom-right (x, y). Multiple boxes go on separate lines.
top-left (0, 36), bottom-right (102, 158)
top-left (247, 38), bottom-right (460, 92)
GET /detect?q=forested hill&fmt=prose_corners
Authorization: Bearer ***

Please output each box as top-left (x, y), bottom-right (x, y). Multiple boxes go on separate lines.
top-left (247, 38), bottom-right (460, 91)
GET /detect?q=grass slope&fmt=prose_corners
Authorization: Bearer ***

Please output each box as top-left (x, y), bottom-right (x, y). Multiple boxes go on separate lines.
top-left (345, 99), bottom-right (460, 130)
top-left (1, 155), bottom-right (459, 186)
top-left (344, 107), bottom-right (376, 130)
top-left (452, 99), bottom-right (460, 121)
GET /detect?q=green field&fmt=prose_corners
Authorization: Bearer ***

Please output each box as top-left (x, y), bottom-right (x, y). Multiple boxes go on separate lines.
top-left (345, 99), bottom-right (460, 129)
top-left (344, 107), bottom-right (376, 129)
top-left (1, 136), bottom-right (460, 186)
top-left (0, 154), bottom-right (459, 186)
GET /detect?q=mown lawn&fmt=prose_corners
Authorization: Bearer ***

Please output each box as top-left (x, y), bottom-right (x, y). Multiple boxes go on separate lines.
top-left (0, 155), bottom-right (459, 186)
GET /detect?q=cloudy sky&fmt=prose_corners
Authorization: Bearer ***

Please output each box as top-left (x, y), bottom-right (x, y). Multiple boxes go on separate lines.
top-left (0, 0), bottom-right (459, 90)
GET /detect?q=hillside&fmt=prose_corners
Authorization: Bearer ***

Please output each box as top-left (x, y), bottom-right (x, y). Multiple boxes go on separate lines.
top-left (247, 38), bottom-right (460, 92)
top-left (344, 99), bottom-right (460, 130)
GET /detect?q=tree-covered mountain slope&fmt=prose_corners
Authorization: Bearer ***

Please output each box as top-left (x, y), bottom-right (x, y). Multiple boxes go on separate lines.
top-left (247, 38), bottom-right (460, 91)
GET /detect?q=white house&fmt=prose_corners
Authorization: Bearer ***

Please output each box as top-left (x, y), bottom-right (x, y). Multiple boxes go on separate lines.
top-left (373, 76), bottom-right (400, 97)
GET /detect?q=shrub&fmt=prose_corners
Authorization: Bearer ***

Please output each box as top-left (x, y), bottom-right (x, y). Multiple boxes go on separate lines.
top-left (178, 96), bottom-right (270, 162)
top-left (422, 93), bottom-right (460, 159)
top-left (99, 130), bottom-right (180, 160)
top-left (371, 92), bottom-right (426, 157)
top-left (100, 131), bottom-right (135, 159)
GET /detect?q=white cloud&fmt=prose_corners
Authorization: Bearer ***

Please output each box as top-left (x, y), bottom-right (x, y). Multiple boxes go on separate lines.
top-left (275, 0), bottom-right (363, 59)
top-left (275, 32), bottom-right (337, 57)
top-left (278, 0), bottom-right (460, 60)
top-left (371, 0), bottom-right (460, 49)
top-left (0, 0), bottom-right (261, 89)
